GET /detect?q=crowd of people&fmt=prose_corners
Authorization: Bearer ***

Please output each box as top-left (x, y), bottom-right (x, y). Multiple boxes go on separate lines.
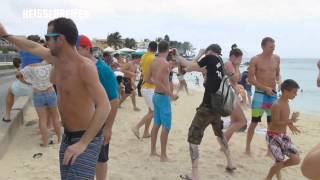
top-left (0, 17), bottom-right (319, 180)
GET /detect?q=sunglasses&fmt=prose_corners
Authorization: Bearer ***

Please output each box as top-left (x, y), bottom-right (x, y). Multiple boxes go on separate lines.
top-left (45, 33), bottom-right (61, 41)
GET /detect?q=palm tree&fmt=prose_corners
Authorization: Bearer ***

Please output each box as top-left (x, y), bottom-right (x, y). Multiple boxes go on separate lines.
top-left (107, 32), bottom-right (123, 49)
top-left (155, 37), bottom-right (163, 42)
top-left (124, 38), bottom-right (137, 49)
top-left (164, 35), bottom-right (170, 42)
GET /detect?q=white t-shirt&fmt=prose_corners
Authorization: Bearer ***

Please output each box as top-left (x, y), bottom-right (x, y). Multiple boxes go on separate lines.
top-left (20, 63), bottom-right (53, 91)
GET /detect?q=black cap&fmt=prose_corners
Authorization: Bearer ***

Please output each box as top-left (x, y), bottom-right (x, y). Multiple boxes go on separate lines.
top-left (205, 44), bottom-right (222, 55)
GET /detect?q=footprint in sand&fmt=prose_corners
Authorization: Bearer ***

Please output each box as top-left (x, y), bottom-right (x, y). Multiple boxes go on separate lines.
top-left (25, 120), bottom-right (37, 127)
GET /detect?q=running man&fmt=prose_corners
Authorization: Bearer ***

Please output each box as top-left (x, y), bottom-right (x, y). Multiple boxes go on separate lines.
top-left (147, 41), bottom-right (178, 162)
top-left (119, 56), bottom-right (140, 111)
top-left (76, 35), bottom-right (119, 180)
top-left (246, 37), bottom-right (281, 155)
top-left (176, 44), bottom-right (236, 180)
top-left (132, 41), bottom-right (158, 139)
top-left (176, 64), bottom-right (190, 95)
top-left (0, 18), bottom-right (111, 179)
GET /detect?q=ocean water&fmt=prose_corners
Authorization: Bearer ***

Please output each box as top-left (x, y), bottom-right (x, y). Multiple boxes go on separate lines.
top-left (173, 58), bottom-right (319, 114)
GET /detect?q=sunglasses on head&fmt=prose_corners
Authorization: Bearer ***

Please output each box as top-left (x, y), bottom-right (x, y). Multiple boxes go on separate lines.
top-left (45, 33), bottom-right (61, 41)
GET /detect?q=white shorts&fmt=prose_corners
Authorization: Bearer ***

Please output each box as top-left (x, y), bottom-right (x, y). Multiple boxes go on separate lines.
top-left (141, 88), bottom-right (154, 111)
top-left (11, 80), bottom-right (33, 97)
top-left (178, 75), bottom-right (185, 81)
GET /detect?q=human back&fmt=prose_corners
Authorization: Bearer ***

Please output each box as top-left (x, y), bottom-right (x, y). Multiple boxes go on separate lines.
top-left (151, 56), bottom-right (170, 94)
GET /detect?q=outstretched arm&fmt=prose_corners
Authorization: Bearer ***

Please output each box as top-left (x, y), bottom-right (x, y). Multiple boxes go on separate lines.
top-left (175, 49), bottom-right (205, 72)
top-left (0, 23), bottom-right (55, 63)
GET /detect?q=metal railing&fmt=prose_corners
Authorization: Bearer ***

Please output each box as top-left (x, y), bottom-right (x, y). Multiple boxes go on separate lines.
top-left (0, 54), bottom-right (18, 62)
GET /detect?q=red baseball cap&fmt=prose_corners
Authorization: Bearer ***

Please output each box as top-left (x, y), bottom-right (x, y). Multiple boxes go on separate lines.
top-left (76, 35), bottom-right (92, 49)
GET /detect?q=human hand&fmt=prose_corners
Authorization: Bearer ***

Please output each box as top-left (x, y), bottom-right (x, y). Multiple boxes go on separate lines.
top-left (103, 128), bottom-right (112, 144)
top-left (171, 94), bottom-right (179, 101)
top-left (291, 112), bottom-right (300, 123)
top-left (265, 87), bottom-right (275, 96)
top-left (289, 124), bottom-right (301, 135)
top-left (63, 141), bottom-right (87, 165)
top-left (0, 23), bottom-right (8, 37)
top-left (198, 49), bottom-right (205, 56)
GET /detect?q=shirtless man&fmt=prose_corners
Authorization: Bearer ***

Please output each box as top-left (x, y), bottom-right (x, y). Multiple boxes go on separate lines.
top-left (119, 56), bottom-right (140, 111)
top-left (147, 41), bottom-right (178, 162)
top-left (246, 37), bottom-right (280, 155)
top-left (0, 18), bottom-right (110, 179)
top-left (300, 60), bottom-right (320, 180)
top-left (76, 35), bottom-right (119, 180)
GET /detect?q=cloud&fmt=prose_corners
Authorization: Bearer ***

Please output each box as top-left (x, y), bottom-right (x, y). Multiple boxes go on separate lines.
top-left (1, 0), bottom-right (320, 58)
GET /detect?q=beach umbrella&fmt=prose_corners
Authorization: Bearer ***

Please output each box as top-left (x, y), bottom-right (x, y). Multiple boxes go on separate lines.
top-left (118, 47), bottom-right (135, 52)
top-left (103, 47), bottom-right (115, 52)
top-left (132, 51), bottom-right (145, 56)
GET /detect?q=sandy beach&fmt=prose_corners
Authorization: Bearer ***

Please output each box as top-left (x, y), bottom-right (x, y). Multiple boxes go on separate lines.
top-left (0, 90), bottom-right (318, 180)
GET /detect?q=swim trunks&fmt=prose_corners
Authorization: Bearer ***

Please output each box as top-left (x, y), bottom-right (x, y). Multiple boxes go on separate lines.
top-left (266, 131), bottom-right (298, 162)
top-left (152, 92), bottom-right (172, 129)
top-left (98, 143), bottom-right (110, 163)
top-left (59, 129), bottom-right (103, 180)
top-left (123, 77), bottom-right (133, 94)
top-left (252, 91), bottom-right (277, 123)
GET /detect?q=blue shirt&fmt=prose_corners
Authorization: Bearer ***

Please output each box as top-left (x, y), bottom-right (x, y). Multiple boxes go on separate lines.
top-left (96, 59), bottom-right (119, 101)
top-left (19, 51), bottom-right (42, 68)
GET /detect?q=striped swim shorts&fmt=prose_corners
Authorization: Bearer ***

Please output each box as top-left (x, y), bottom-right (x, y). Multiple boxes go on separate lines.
top-left (59, 129), bottom-right (103, 180)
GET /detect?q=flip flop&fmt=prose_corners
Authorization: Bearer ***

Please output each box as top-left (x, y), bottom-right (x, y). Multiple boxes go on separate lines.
top-left (2, 118), bottom-right (11, 123)
top-left (179, 174), bottom-right (193, 180)
top-left (225, 167), bottom-right (237, 173)
top-left (33, 153), bottom-right (43, 159)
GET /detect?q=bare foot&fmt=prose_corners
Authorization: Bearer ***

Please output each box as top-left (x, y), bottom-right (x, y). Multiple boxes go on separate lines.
top-left (142, 133), bottom-right (151, 139)
top-left (160, 156), bottom-right (175, 162)
top-left (150, 152), bottom-right (160, 157)
top-left (40, 143), bottom-right (48, 147)
top-left (131, 127), bottom-right (140, 140)
top-left (245, 149), bottom-right (252, 156)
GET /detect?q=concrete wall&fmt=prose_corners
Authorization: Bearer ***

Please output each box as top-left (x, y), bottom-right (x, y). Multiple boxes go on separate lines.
top-left (0, 96), bottom-right (30, 159)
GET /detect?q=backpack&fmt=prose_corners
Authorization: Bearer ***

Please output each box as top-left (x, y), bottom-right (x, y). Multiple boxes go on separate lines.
top-left (210, 58), bottom-right (236, 117)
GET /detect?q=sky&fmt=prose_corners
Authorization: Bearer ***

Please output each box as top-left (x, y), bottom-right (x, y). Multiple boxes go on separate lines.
top-left (1, 0), bottom-right (320, 58)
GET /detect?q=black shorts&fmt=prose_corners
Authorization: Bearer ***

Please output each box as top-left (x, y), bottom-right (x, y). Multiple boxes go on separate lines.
top-left (252, 116), bottom-right (272, 123)
top-left (98, 143), bottom-right (110, 163)
top-left (123, 77), bottom-right (133, 94)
